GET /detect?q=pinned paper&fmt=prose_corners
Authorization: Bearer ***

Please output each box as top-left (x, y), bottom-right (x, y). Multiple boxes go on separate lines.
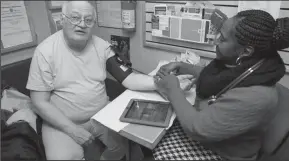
top-left (210, 9), bottom-right (228, 32)
top-left (180, 50), bottom-right (201, 65)
top-left (159, 16), bottom-right (170, 31)
top-left (185, 50), bottom-right (201, 65)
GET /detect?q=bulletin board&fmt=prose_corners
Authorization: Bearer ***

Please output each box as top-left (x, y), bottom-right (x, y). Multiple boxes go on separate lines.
top-left (142, 0), bottom-right (289, 69)
top-left (1, 1), bottom-right (38, 54)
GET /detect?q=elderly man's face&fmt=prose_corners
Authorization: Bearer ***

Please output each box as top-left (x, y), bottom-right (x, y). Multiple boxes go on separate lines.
top-left (62, 1), bottom-right (95, 43)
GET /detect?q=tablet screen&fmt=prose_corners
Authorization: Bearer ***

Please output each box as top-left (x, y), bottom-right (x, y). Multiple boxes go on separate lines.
top-left (124, 100), bottom-right (170, 123)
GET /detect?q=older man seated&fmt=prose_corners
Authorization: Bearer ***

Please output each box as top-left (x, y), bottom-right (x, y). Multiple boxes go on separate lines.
top-left (27, 1), bottom-right (192, 160)
top-left (26, 1), bottom-right (157, 160)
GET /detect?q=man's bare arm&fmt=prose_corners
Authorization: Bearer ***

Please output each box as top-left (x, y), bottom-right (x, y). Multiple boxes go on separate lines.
top-left (121, 73), bottom-right (157, 91)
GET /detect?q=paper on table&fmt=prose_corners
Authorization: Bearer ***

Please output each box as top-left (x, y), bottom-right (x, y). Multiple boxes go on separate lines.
top-left (91, 88), bottom-right (174, 132)
top-left (91, 90), bottom-right (143, 132)
top-left (91, 85), bottom-right (177, 132)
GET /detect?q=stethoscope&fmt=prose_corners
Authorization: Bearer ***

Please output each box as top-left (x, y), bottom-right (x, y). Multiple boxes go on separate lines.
top-left (207, 59), bottom-right (265, 105)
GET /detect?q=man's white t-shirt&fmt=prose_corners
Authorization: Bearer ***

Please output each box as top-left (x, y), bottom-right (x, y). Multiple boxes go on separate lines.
top-left (26, 31), bottom-right (115, 124)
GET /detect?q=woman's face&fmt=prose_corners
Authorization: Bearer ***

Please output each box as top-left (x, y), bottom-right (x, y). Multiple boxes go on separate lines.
top-left (214, 17), bottom-right (245, 65)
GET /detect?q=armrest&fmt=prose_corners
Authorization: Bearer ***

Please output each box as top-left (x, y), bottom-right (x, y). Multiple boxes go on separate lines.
top-left (1, 58), bottom-right (32, 97)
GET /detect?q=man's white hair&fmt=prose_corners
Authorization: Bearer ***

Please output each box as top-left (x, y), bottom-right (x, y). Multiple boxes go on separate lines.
top-left (61, 1), bottom-right (96, 18)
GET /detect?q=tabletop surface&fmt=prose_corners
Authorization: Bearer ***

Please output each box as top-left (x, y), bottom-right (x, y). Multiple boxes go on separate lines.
top-left (91, 60), bottom-right (196, 150)
top-left (91, 89), bottom-right (175, 150)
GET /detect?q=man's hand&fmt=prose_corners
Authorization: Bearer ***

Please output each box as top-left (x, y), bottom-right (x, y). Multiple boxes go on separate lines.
top-left (64, 125), bottom-right (93, 146)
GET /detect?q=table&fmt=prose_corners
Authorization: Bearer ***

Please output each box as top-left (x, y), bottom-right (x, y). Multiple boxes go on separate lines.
top-left (91, 89), bottom-right (175, 150)
top-left (153, 121), bottom-right (223, 160)
top-left (91, 89), bottom-right (175, 161)
top-left (91, 60), bottom-right (198, 159)
top-left (92, 66), bottom-right (197, 151)
top-left (92, 88), bottom-right (222, 160)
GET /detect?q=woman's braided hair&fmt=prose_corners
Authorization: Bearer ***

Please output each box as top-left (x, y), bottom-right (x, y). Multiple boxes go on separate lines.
top-left (234, 10), bottom-right (289, 52)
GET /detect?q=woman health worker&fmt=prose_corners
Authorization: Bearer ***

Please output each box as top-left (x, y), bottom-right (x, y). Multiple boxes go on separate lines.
top-left (154, 10), bottom-right (289, 160)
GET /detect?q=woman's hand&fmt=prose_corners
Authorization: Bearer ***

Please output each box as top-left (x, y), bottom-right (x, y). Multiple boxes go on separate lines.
top-left (154, 74), bottom-right (195, 95)
top-left (154, 75), bottom-right (180, 96)
top-left (157, 62), bottom-right (182, 76)
top-left (178, 75), bottom-right (195, 91)
top-left (154, 71), bottom-right (181, 96)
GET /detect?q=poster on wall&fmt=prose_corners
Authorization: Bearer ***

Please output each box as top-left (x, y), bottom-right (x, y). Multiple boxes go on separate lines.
top-left (238, 1), bottom-right (281, 19)
top-left (1, 1), bottom-right (34, 49)
top-left (110, 35), bottom-right (130, 61)
top-left (96, 1), bottom-right (122, 28)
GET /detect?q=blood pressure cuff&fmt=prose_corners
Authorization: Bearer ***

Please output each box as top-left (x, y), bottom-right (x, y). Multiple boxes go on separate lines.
top-left (106, 55), bottom-right (133, 83)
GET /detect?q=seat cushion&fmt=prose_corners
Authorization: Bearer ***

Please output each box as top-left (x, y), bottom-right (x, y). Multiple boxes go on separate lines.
top-left (261, 84), bottom-right (289, 154)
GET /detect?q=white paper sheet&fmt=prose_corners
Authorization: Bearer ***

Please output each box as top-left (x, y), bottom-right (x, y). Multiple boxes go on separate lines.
top-left (96, 1), bottom-right (122, 28)
top-left (159, 16), bottom-right (170, 30)
top-left (91, 89), bottom-right (173, 132)
top-left (91, 90), bottom-right (139, 132)
top-left (1, 1), bottom-right (33, 48)
top-left (238, 1), bottom-right (281, 19)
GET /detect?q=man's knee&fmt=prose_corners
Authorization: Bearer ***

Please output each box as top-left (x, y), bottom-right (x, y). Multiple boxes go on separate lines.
top-left (42, 122), bottom-right (84, 160)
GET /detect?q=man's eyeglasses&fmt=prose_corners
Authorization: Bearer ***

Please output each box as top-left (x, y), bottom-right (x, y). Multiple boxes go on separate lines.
top-left (62, 13), bottom-right (95, 28)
